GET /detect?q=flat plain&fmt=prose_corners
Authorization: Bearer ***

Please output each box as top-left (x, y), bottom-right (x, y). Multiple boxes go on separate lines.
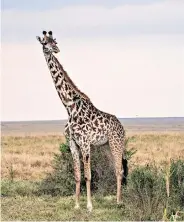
top-left (1, 117), bottom-right (184, 221)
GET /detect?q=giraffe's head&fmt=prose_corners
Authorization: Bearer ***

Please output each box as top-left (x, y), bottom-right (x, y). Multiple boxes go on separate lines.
top-left (36, 31), bottom-right (60, 54)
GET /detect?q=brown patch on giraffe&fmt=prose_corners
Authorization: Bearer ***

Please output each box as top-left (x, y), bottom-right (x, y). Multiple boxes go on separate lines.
top-left (64, 83), bottom-right (68, 91)
top-left (104, 119), bottom-right (109, 124)
top-left (96, 135), bottom-right (100, 140)
top-left (86, 154), bottom-right (89, 163)
top-left (92, 127), bottom-right (97, 132)
top-left (78, 117), bottom-right (84, 125)
top-left (94, 119), bottom-right (99, 127)
top-left (74, 132), bottom-right (81, 138)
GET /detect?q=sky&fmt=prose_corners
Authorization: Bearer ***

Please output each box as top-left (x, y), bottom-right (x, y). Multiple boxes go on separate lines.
top-left (1, 0), bottom-right (184, 121)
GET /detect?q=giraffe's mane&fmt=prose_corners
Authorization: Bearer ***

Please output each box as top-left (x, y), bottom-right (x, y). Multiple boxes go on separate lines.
top-left (54, 55), bottom-right (90, 101)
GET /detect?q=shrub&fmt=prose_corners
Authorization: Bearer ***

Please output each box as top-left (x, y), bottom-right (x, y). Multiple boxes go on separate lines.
top-left (170, 159), bottom-right (184, 205)
top-left (166, 159), bottom-right (184, 219)
top-left (38, 140), bottom-right (118, 196)
top-left (122, 160), bottom-right (184, 221)
top-left (123, 164), bottom-right (166, 220)
top-left (38, 141), bottom-right (76, 196)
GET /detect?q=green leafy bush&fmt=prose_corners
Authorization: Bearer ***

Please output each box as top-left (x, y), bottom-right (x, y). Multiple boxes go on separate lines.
top-left (39, 137), bottom-right (138, 196)
top-left (38, 147), bottom-right (76, 196)
top-left (170, 159), bottom-right (184, 204)
top-left (123, 164), bottom-right (166, 220)
top-left (38, 141), bottom-right (117, 196)
top-left (167, 159), bottom-right (184, 218)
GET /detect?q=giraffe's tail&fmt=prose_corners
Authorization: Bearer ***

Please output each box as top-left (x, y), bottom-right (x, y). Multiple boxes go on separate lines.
top-left (122, 158), bottom-right (128, 185)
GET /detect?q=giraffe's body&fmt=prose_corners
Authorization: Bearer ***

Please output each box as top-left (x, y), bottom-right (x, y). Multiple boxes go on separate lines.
top-left (36, 31), bottom-right (128, 212)
top-left (66, 100), bottom-right (125, 149)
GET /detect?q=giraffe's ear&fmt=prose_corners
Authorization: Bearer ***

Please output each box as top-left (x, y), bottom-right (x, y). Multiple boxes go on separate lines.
top-left (36, 36), bottom-right (41, 42)
top-left (53, 38), bottom-right (58, 44)
top-left (48, 31), bottom-right (52, 36)
top-left (36, 36), bottom-right (45, 45)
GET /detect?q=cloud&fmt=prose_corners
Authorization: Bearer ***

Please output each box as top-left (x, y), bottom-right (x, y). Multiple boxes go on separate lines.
top-left (2, 1), bottom-right (184, 43)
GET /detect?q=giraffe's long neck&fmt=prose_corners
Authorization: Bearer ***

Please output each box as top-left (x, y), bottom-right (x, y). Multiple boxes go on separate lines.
top-left (44, 52), bottom-right (89, 116)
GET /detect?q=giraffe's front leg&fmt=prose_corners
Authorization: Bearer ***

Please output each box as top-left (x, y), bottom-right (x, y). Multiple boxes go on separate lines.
top-left (69, 139), bottom-right (81, 209)
top-left (81, 146), bottom-right (93, 212)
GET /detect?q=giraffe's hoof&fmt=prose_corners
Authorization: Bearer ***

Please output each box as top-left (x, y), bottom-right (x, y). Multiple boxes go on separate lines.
top-left (117, 200), bottom-right (123, 208)
top-left (74, 204), bottom-right (80, 210)
top-left (87, 203), bottom-right (93, 212)
top-left (117, 200), bottom-right (123, 204)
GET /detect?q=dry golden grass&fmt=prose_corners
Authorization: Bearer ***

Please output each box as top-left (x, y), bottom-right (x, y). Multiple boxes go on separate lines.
top-left (127, 132), bottom-right (184, 168)
top-left (1, 132), bottom-right (184, 180)
top-left (1, 135), bottom-right (65, 180)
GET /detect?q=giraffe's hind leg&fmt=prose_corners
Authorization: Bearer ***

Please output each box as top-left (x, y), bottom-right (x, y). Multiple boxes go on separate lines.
top-left (108, 134), bottom-right (125, 203)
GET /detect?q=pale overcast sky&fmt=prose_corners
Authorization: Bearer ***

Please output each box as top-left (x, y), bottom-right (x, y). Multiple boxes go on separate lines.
top-left (1, 0), bottom-right (184, 121)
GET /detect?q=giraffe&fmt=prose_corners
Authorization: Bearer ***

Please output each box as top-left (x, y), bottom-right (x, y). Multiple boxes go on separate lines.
top-left (36, 31), bottom-right (128, 212)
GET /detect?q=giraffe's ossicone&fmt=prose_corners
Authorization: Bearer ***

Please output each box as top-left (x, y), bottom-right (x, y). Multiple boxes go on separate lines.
top-left (36, 31), bottom-right (128, 212)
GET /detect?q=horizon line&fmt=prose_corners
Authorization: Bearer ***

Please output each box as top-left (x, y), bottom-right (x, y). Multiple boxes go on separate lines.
top-left (1, 116), bottom-right (184, 123)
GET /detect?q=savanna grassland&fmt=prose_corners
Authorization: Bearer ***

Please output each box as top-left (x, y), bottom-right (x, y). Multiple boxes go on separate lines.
top-left (1, 132), bottom-right (184, 221)
top-left (2, 132), bottom-right (184, 180)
